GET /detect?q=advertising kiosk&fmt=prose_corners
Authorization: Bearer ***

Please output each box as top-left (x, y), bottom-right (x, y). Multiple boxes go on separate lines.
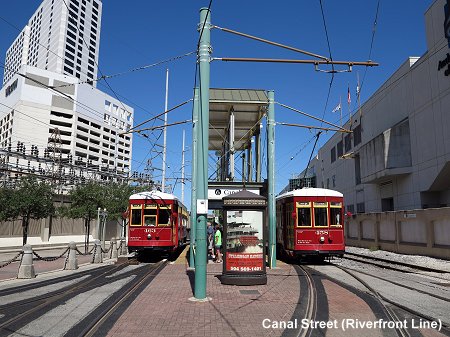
top-left (221, 190), bottom-right (267, 285)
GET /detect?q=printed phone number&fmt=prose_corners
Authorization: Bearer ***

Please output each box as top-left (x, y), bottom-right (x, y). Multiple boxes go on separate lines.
top-left (229, 266), bottom-right (262, 272)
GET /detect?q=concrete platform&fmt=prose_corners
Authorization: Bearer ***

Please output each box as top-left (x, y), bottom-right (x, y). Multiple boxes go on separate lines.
top-left (106, 250), bottom-right (301, 337)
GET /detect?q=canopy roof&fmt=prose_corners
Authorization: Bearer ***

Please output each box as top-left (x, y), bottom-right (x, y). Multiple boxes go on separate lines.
top-left (209, 88), bottom-right (268, 151)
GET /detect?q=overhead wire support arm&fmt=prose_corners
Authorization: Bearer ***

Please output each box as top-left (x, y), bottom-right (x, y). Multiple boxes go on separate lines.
top-left (277, 122), bottom-right (351, 133)
top-left (213, 57), bottom-right (378, 68)
top-left (121, 98), bottom-right (193, 135)
top-left (276, 102), bottom-right (351, 133)
top-left (213, 25), bottom-right (330, 61)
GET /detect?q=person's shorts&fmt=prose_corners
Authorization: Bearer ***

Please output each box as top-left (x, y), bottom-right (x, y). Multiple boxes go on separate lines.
top-left (215, 245), bottom-right (222, 250)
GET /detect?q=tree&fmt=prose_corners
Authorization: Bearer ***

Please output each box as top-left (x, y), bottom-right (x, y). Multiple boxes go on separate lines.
top-left (1, 176), bottom-right (55, 245)
top-left (0, 185), bottom-right (15, 222)
top-left (103, 183), bottom-right (149, 238)
top-left (61, 181), bottom-right (105, 252)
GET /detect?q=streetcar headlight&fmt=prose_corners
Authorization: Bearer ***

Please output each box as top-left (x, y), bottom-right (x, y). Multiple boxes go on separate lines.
top-left (319, 236), bottom-right (325, 243)
top-left (147, 234), bottom-right (152, 240)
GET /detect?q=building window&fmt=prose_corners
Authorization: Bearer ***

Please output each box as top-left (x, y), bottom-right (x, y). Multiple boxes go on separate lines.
top-left (64, 59), bottom-right (74, 68)
top-left (381, 198), bottom-right (394, 212)
top-left (331, 147), bottom-right (336, 163)
top-left (64, 65), bottom-right (73, 74)
top-left (65, 51), bottom-right (75, 61)
top-left (354, 154), bottom-right (361, 185)
top-left (337, 140), bottom-right (343, 158)
top-left (344, 134), bottom-right (351, 153)
top-left (353, 124), bottom-right (362, 146)
top-left (356, 202), bottom-right (365, 213)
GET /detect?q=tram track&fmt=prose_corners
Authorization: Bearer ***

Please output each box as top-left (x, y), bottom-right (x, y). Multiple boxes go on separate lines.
top-left (70, 259), bottom-right (167, 337)
top-left (0, 263), bottom-right (125, 313)
top-left (343, 252), bottom-right (450, 276)
top-left (0, 258), bottom-right (167, 337)
top-left (330, 262), bottom-right (450, 336)
top-left (337, 264), bottom-right (450, 302)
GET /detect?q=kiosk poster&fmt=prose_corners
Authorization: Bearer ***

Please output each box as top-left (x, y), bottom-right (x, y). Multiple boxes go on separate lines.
top-left (225, 210), bottom-right (264, 272)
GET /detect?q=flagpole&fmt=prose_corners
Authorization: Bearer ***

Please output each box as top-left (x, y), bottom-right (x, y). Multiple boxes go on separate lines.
top-left (357, 72), bottom-right (362, 122)
top-left (347, 83), bottom-right (352, 128)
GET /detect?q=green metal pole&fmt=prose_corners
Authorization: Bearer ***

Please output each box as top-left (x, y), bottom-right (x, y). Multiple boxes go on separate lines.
top-left (194, 7), bottom-right (211, 300)
top-left (267, 90), bottom-right (276, 268)
top-left (189, 88), bottom-right (199, 269)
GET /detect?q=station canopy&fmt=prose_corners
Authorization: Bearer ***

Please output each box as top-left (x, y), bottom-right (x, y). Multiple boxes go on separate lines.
top-left (209, 88), bottom-right (268, 151)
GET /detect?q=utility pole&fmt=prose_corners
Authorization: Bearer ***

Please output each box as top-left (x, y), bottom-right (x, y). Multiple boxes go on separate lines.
top-left (189, 88), bottom-right (199, 270)
top-left (162, 68), bottom-right (169, 193)
top-left (267, 91), bottom-right (276, 268)
top-left (181, 129), bottom-right (185, 203)
top-left (194, 7), bottom-right (211, 300)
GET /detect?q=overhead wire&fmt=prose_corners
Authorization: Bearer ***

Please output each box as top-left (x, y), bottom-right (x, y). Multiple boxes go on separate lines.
top-left (298, 0), bottom-right (336, 180)
top-left (53, 51), bottom-right (196, 88)
top-left (359, 0), bottom-right (381, 98)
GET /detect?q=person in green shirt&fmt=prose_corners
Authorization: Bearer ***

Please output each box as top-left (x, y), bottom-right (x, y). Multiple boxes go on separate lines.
top-left (214, 224), bottom-right (222, 263)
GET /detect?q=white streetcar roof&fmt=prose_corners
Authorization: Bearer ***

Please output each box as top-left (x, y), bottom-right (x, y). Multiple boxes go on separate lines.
top-left (129, 190), bottom-right (179, 201)
top-left (276, 187), bottom-right (343, 200)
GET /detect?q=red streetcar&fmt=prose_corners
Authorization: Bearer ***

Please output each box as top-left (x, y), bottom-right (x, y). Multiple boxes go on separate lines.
top-left (128, 190), bottom-right (189, 254)
top-left (276, 187), bottom-right (345, 261)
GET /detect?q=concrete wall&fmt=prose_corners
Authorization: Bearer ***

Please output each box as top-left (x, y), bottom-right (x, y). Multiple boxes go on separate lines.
top-left (0, 216), bottom-right (121, 248)
top-left (345, 206), bottom-right (450, 259)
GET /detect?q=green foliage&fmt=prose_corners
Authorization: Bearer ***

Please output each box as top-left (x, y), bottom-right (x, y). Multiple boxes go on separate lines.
top-left (0, 176), bottom-right (55, 221)
top-left (63, 181), bottom-right (105, 221)
top-left (0, 186), bottom-right (16, 221)
top-left (62, 182), bottom-right (146, 221)
top-left (103, 183), bottom-right (136, 220)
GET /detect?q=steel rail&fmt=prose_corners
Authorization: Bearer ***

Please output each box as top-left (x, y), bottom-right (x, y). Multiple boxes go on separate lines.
top-left (295, 265), bottom-right (318, 337)
top-left (0, 261), bottom-right (133, 331)
top-left (343, 252), bottom-right (450, 274)
top-left (78, 260), bottom-right (168, 337)
top-left (333, 264), bottom-right (450, 336)
top-left (337, 263), bottom-right (450, 302)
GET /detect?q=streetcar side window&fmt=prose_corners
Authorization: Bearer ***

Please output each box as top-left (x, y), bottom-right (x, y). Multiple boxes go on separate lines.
top-left (131, 208), bottom-right (142, 226)
top-left (330, 202), bottom-right (342, 227)
top-left (158, 206), bottom-right (171, 226)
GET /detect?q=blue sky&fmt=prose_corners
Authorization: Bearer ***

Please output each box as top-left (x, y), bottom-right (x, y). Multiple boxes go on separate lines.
top-left (0, 0), bottom-right (434, 207)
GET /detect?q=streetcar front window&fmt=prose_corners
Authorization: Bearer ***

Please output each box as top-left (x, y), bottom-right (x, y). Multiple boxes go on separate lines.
top-left (144, 207), bottom-right (157, 226)
top-left (158, 206), bottom-right (171, 226)
top-left (296, 207), bottom-right (311, 227)
top-left (131, 209), bottom-right (142, 226)
top-left (314, 207), bottom-right (328, 227)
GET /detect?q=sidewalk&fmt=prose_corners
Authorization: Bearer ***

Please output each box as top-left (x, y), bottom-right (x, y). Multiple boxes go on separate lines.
top-left (0, 243), bottom-right (107, 282)
top-left (106, 248), bottom-right (302, 337)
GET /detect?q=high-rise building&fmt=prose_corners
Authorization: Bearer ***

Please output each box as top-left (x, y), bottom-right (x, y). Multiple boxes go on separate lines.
top-left (0, 0), bottom-right (134, 187)
top-left (3, 0), bottom-right (102, 86)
